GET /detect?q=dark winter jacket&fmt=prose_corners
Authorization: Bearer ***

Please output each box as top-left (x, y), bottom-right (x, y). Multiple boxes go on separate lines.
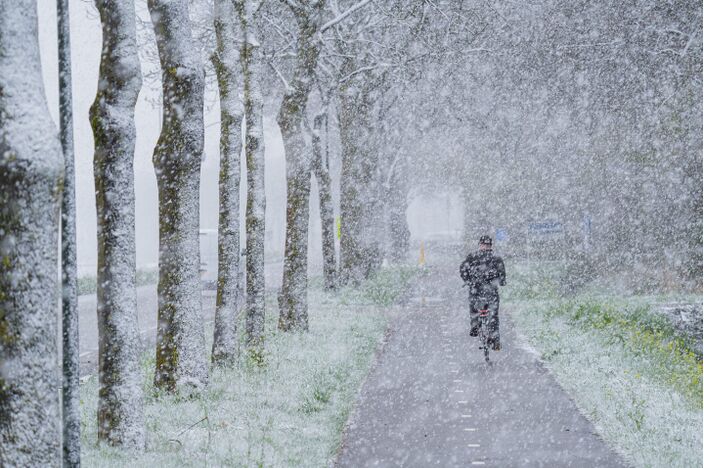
top-left (460, 249), bottom-right (506, 298)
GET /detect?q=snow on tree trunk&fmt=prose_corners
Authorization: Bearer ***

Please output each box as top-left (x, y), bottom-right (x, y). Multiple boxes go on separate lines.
top-left (0, 1), bottom-right (63, 465)
top-left (149, 0), bottom-right (208, 393)
top-left (277, 2), bottom-right (325, 332)
top-left (311, 112), bottom-right (337, 290)
top-left (238, 0), bottom-right (267, 347)
top-left (381, 151), bottom-right (409, 265)
top-left (386, 174), bottom-right (410, 264)
top-left (278, 134), bottom-right (312, 332)
top-left (338, 86), bottom-right (383, 285)
top-left (211, 0), bottom-right (244, 366)
top-left (57, 0), bottom-right (80, 463)
top-left (89, 0), bottom-right (146, 448)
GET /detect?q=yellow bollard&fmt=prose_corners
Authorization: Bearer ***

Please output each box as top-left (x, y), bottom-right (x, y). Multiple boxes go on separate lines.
top-left (419, 241), bottom-right (426, 267)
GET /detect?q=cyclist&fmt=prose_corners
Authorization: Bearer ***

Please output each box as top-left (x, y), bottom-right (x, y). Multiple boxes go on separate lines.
top-left (459, 235), bottom-right (506, 351)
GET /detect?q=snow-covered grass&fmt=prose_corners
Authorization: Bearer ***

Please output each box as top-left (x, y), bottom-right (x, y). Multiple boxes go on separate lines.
top-left (510, 298), bottom-right (703, 467)
top-left (336, 266), bottom-right (421, 306)
top-left (79, 267), bottom-right (418, 467)
top-left (502, 260), bottom-right (564, 301)
top-left (503, 259), bottom-right (702, 466)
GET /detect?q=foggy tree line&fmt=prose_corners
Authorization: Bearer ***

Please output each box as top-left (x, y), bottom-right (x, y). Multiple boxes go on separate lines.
top-left (403, 0), bottom-right (702, 291)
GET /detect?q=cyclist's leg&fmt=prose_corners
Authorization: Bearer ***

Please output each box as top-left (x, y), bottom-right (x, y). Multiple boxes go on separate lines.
top-left (468, 297), bottom-right (479, 336)
top-left (488, 296), bottom-right (500, 350)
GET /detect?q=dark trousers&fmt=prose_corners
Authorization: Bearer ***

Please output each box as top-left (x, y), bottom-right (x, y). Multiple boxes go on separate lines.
top-left (469, 295), bottom-right (500, 349)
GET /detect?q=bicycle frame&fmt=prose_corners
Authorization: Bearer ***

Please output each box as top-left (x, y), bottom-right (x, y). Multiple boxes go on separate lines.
top-left (478, 308), bottom-right (490, 363)
top-left (463, 284), bottom-right (493, 363)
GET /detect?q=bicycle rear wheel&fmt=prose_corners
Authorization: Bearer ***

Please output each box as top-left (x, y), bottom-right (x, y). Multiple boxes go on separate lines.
top-left (480, 316), bottom-right (490, 363)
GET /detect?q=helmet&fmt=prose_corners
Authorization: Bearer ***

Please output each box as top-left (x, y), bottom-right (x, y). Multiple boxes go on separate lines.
top-left (479, 235), bottom-right (492, 246)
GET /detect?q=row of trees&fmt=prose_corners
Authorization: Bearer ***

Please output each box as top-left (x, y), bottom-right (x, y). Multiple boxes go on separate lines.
top-left (1, 0), bottom-right (477, 465)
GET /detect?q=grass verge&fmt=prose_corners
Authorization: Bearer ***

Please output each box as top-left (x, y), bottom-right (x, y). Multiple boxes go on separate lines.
top-left (336, 266), bottom-right (423, 307)
top-left (79, 267), bottom-right (418, 467)
top-left (510, 298), bottom-right (702, 467)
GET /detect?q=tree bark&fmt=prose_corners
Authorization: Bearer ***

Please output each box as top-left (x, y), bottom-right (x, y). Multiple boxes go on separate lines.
top-left (277, 1), bottom-right (325, 332)
top-left (149, 0), bottom-right (208, 393)
top-left (211, 0), bottom-right (244, 366)
top-left (311, 112), bottom-right (337, 289)
top-left (90, 0), bottom-right (146, 448)
top-left (0, 1), bottom-right (63, 464)
top-left (338, 87), bottom-right (383, 285)
top-left (57, 0), bottom-right (80, 463)
top-left (238, 0), bottom-right (267, 348)
top-left (386, 169), bottom-right (410, 264)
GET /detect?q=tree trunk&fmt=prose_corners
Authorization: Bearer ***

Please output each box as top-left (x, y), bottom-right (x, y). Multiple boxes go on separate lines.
top-left (311, 113), bottom-right (337, 290)
top-left (0, 1), bottom-right (63, 465)
top-left (211, 0), bottom-right (244, 366)
top-left (149, 0), bottom-right (208, 393)
top-left (238, 0), bottom-right (267, 348)
top-left (90, 0), bottom-right (146, 448)
top-left (384, 159), bottom-right (409, 264)
top-left (278, 3), bottom-right (325, 332)
top-left (388, 189), bottom-right (410, 263)
top-left (338, 88), bottom-right (383, 285)
top-left (57, 0), bottom-right (80, 463)
top-left (338, 92), bottom-right (361, 285)
top-left (278, 139), bottom-right (312, 331)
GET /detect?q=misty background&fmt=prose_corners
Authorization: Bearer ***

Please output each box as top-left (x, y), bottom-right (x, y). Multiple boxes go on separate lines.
top-left (36, 0), bottom-right (701, 293)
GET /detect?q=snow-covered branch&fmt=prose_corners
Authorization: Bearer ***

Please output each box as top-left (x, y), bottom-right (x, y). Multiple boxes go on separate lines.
top-left (320, 0), bottom-right (373, 33)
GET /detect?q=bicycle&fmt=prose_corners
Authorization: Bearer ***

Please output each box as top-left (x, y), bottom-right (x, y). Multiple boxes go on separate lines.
top-left (477, 306), bottom-right (491, 363)
top-left (462, 284), bottom-right (493, 363)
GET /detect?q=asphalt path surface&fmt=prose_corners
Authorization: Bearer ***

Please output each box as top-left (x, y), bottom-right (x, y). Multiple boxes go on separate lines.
top-left (336, 265), bottom-right (627, 468)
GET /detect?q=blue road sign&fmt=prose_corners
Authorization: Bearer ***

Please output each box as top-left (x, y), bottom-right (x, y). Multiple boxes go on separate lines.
top-left (528, 220), bottom-right (562, 235)
top-left (582, 215), bottom-right (591, 235)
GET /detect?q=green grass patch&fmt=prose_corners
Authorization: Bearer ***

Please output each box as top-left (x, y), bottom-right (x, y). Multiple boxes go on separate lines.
top-left (361, 267), bottom-right (420, 306)
top-left (77, 276), bottom-right (98, 296)
top-left (337, 266), bottom-right (422, 307)
top-left (502, 261), bottom-right (564, 301)
top-left (511, 297), bottom-right (703, 467)
top-left (545, 300), bottom-right (702, 405)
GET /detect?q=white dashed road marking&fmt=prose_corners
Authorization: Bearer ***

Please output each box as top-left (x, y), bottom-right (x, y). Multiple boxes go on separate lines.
top-left (467, 444), bottom-right (480, 448)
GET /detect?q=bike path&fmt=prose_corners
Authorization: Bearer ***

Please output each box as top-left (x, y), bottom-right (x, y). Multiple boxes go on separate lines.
top-left (336, 267), bottom-right (627, 467)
